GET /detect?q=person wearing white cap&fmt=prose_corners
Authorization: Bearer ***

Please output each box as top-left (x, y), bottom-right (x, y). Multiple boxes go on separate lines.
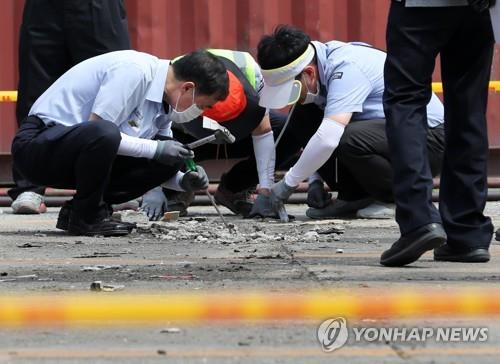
top-left (256, 25), bottom-right (445, 220)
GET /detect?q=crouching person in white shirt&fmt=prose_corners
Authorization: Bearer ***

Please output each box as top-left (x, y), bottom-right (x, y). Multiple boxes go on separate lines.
top-left (11, 50), bottom-right (228, 236)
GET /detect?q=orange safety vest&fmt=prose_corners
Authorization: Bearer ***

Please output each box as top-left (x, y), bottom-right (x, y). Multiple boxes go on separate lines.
top-left (203, 70), bottom-right (247, 122)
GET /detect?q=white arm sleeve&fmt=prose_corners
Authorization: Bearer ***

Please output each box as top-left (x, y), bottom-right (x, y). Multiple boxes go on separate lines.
top-left (252, 131), bottom-right (275, 190)
top-left (284, 119), bottom-right (345, 187)
top-left (117, 133), bottom-right (158, 159)
top-left (160, 171), bottom-right (186, 192)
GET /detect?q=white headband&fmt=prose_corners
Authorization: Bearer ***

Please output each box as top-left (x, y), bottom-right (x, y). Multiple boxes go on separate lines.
top-left (261, 44), bottom-right (315, 86)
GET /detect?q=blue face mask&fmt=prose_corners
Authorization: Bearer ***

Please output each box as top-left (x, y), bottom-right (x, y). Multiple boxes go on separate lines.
top-left (170, 87), bottom-right (203, 123)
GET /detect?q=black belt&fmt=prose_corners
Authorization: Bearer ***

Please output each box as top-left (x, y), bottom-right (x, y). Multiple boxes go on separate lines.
top-left (22, 115), bottom-right (51, 129)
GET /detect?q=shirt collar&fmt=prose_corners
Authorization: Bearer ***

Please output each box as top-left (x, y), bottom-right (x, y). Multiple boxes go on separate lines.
top-left (311, 41), bottom-right (328, 96)
top-left (146, 59), bottom-right (170, 103)
top-left (311, 41), bottom-right (327, 89)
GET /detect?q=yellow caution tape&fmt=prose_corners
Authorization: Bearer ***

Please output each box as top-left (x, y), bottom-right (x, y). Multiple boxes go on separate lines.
top-left (0, 289), bottom-right (500, 327)
top-left (432, 81), bottom-right (500, 93)
top-left (0, 82), bottom-right (499, 104)
top-left (0, 91), bottom-right (17, 102)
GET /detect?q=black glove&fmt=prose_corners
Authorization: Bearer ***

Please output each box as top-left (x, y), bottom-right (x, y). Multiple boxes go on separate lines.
top-left (180, 166), bottom-right (209, 192)
top-left (153, 140), bottom-right (194, 165)
top-left (269, 179), bottom-right (296, 223)
top-left (248, 194), bottom-right (296, 220)
top-left (307, 180), bottom-right (332, 209)
top-left (248, 194), bottom-right (279, 219)
top-left (468, 0), bottom-right (496, 12)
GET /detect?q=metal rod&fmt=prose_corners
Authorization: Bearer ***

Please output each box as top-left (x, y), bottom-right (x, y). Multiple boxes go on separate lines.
top-left (205, 190), bottom-right (232, 231)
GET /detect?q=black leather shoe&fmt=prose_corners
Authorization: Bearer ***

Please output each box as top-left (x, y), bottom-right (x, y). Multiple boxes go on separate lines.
top-left (57, 202), bottom-right (136, 232)
top-left (56, 202), bottom-right (72, 231)
top-left (495, 229), bottom-right (500, 242)
top-left (380, 223), bottom-right (446, 267)
top-left (306, 198), bottom-right (373, 219)
top-left (434, 245), bottom-right (490, 263)
top-left (68, 214), bottom-right (131, 237)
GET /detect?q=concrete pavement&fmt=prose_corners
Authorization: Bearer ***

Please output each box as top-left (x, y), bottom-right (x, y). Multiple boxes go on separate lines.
top-left (0, 203), bottom-right (499, 363)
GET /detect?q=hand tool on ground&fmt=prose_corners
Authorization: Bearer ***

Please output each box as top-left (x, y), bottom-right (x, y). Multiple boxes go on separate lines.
top-left (268, 104), bottom-right (297, 223)
top-left (277, 204), bottom-right (289, 223)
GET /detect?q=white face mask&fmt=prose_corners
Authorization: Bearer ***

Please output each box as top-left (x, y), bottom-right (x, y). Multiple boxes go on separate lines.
top-left (170, 88), bottom-right (203, 124)
top-left (300, 74), bottom-right (319, 105)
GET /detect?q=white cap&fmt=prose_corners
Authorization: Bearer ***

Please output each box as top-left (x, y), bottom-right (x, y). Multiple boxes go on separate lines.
top-left (259, 44), bottom-right (315, 109)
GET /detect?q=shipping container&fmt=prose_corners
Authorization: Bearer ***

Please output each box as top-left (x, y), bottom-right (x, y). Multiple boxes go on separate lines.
top-left (1, 0), bottom-right (499, 183)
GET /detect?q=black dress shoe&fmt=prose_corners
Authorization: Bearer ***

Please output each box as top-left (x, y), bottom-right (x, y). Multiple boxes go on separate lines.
top-left (56, 202), bottom-right (72, 231)
top-left (434, 245), bottom-right (490, 263)
top-left (306, 198), bottom-right (373, 219)
top-left (380, 223), bottom-right (446, 267)
top-left (68, 214), bottom-right (131, 237)
top-left (57, 202), bottom-right (136, 232)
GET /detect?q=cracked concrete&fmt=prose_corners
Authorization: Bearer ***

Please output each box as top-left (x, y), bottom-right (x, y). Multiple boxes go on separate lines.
top-left (0, 203), bottom-right (499, 363)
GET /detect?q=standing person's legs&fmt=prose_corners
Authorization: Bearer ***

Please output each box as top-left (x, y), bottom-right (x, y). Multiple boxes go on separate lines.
top-left (436, 9), bottom-right (494, 261)
top-left (10, 0), bottom-right (69, 207)
top-left (64, 0), bottom-right (130, 63)
top-left (383, 4), bottom-right (448, 235)
top-left (381, 3), bottom-right (454, 266)
top-left (15, 0), bottom-right (69, 128)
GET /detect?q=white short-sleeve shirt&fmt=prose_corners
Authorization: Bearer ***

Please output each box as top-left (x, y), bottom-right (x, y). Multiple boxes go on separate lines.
top-left (30, 50), bottom-right (172, 139)
top-left (311, 41), bottom-right (444, 128)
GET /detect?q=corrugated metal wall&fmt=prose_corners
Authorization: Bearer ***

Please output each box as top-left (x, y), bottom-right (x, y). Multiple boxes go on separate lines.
top-left (0, 1), bottom-right (23, 155)
top-left (124, 0), bottom-right (389, 57)
top-left (1, 0), bottom-right (499, 175)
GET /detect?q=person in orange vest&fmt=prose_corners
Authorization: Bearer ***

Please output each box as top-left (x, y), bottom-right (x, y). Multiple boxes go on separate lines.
top-left (140, 49), bottom-right (303, 220)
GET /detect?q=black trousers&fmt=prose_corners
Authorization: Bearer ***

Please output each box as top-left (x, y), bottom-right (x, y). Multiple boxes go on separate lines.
top-left (10, 0), bottom-right (130, 201)
top-left (287, 104), bottom-right (444, 203)
top-left (12, 117), bottom-right (180, 222)
top-left (383, 2), bottom-right (494, 249)
top-left (172, 111), bottom-right (302, 193)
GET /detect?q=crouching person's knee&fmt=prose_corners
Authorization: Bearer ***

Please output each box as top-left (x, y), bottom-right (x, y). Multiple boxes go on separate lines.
top-left (84, 121), bottom-right (121, 153)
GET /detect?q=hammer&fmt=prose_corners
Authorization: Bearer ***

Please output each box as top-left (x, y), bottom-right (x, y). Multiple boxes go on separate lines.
top-left (186, 128), bottom-right (236, 150)
top-left (184, 128), bottom-right (235, 172)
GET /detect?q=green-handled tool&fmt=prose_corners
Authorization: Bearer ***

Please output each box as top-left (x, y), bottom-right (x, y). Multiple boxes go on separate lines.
top-left (183, 128), bottom-right (236, 231)
top-left (185, 157), bottom-right (231, 231)
top-left (185, 158), bottom-right (197, 172)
